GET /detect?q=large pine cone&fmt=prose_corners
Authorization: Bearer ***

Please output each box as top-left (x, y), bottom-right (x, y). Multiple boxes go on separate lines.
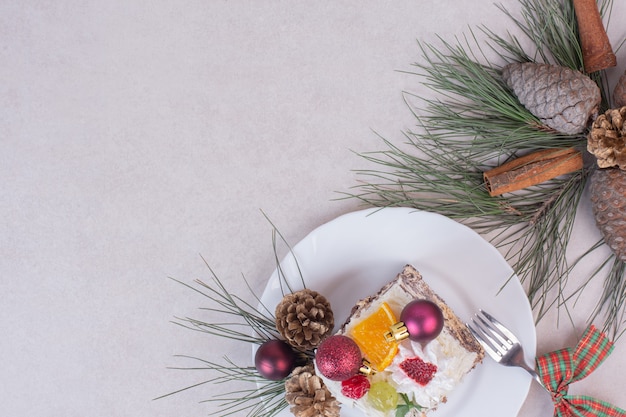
top-left (275, 289), bottom-right (334, 350)
top-left (502, 62), bottom-right (600, 134)
top-left (285, 365), bottom-right (340, 417)
top-left (589, 167), bottom-right (626, 261)
top-left (588, 107), bottom-right (626, 169)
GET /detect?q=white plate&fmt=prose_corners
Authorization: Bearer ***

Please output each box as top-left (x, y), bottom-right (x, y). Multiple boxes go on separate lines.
top-left (259, 207), bottom-right (535, 417)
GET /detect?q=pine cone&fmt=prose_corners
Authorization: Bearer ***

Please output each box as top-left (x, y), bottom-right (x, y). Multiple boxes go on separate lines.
top-left (614, 71), bottom-right (626, 108)
top-left (285, 365), bottom-right (340, 417)
top-left (588, 107), bottom-right (626, 169)
top-left (275, 289), bottom-right (334, 350)
top-left (589, 168), bottom-right (626, 261)
top-left (502, 62), bottom-right (600, 134)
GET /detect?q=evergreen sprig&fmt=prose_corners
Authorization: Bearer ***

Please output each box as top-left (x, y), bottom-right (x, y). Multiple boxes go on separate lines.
top-left (159, 218), bottom-right (307, 417)
top-left (346, 0), bottom-right (626, 338)
top-left (157, 355), bottom-right (287, 417)
top-left (170, 259), bottom-right (279, 345)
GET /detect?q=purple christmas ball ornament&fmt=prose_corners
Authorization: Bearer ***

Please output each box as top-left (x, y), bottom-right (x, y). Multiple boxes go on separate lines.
top-left (254, 339), bottom-right (297, 380)
top-left (400, 299), bottom-right (444, 343)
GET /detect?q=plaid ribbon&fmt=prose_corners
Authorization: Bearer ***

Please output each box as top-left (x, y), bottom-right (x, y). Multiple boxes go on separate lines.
top-left (535, 325), bottom-right (626, 417)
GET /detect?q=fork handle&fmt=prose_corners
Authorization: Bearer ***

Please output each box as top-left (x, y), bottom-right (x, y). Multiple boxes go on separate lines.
top-left (518, 361), bottom-right (545, 389)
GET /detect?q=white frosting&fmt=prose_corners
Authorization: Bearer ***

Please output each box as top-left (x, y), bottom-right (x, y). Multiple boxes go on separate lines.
top-left (390, 330), bottom-right (476, 409)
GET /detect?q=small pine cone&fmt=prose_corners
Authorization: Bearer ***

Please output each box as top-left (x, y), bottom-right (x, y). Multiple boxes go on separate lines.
top-left (502, 62), bottom-right (600, 134)
top-left (588, 107), bottom-right (626, 169)
top-left (589, 168), bottom-right (626, 261)
top-left (614, 71), bottom-right (626, 108)
top-left (285, 365), bottom-right (340, 417)
top-left (275, 289), bottom-right (334, 350)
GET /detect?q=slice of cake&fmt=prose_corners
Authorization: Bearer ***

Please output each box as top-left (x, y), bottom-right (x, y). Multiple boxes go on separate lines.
top-left (315, 265), bottom-right (484, 417)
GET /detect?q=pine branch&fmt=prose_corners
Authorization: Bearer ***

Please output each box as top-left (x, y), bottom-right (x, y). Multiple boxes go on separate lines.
top-left (161, 217), bottom-right (308, 416)
top-left (344, 0), bottom-right (626, 338)
top-left (157, 356), bottom-right (287, 417)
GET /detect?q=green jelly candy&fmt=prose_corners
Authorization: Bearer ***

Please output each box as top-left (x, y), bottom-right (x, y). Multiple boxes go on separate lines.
top-left (367, 381), bottom-right (398, 412)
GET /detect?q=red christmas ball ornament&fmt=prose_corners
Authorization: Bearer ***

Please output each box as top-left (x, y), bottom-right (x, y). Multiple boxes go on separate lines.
top-left (400, 299), bottom-right (444, 343)
top-left (255, 340), bottom-right (297, 381)
top-left (315, 335), bottom-right (362, 381)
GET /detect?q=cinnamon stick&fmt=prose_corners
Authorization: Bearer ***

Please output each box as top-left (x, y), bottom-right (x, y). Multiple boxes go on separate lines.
top-left (572, 0), bottom-right (616, 73)
top-left (484, 148), bottom-right (583, 197)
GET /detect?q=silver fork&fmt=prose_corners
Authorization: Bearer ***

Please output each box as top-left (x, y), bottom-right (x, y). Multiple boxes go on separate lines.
top-left (467, 309), bottom-right (544, 388)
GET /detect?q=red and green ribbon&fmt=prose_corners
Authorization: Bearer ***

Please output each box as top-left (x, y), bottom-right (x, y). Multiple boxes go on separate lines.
top-left (535, 325), bottom-right (626, 417)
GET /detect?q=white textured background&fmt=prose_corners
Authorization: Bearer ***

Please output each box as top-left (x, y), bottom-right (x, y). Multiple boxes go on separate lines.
top-left (2, 1), bottom-right (625, 416)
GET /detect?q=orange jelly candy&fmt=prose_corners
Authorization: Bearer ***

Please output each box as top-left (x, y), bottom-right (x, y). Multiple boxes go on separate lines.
top-left (348, 302), bottom-right (399, 371)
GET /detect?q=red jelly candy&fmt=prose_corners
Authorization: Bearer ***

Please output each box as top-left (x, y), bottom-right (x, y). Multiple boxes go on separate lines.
top-left (399, 357), bottom-right (437, 386)
top-left (341, 374), bottom-right (371, 399)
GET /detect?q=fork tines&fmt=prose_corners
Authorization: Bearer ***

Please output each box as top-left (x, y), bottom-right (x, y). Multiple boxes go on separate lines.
top-left (467, 309), bottom-right (518, 360)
